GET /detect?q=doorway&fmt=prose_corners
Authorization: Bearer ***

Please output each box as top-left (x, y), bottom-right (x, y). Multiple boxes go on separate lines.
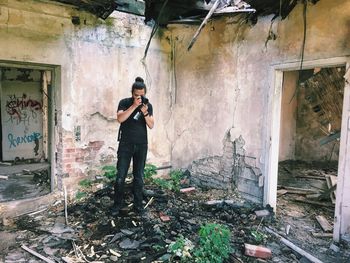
top-left (0, 66), bottom-right (52, 202)
top-left (265, 57), bottom-right (350, 242)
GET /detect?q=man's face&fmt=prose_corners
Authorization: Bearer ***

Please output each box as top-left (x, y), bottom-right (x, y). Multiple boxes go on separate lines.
top-left (132, 89), bottom-right (145, 99)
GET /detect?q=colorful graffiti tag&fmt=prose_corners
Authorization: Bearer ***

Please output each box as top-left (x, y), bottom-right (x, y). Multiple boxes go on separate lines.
top-left (5, 93), bottom-right (42, 125)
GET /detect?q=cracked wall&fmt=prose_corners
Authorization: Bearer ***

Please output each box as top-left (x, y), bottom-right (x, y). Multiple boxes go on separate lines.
top-left (168, 0), bottom-right (349, 204)
top-left (0, 0), bottom-right (172, 192)
top-left (190, 131), bottom-right (263, 203)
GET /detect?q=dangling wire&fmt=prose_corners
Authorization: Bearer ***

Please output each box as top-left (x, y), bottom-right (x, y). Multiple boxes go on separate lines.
top-left (141, 0), bottom-right (169, 62)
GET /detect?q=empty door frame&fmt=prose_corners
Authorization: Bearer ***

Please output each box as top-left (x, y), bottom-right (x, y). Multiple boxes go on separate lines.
top-left (264, 56), bottom-right (350, 242)
top-left (0, 60), bottom-right (60, 193)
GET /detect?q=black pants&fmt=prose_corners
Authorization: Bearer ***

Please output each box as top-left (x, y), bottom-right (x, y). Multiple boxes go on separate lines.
top-left (114, 142), bottom-right (148, 209)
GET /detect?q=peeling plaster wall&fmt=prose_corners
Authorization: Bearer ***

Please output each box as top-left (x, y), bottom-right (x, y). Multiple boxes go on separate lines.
top-left (168, 0), bottom-right (349, 202)
top-left (0, 0), bottom-right (172, 191)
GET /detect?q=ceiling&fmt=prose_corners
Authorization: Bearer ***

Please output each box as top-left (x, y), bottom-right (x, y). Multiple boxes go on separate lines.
top-left (51, 0), bottom-right (319, 23)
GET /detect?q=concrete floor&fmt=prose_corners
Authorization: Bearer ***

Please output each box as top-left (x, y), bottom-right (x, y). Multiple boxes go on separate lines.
top-left (0, 162), bottom-right (50, 202)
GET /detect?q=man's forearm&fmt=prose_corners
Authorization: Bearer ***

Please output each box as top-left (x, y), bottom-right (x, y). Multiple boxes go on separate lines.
top-left (145, 115), bottom-right (154, 129)
top-left (117, 105), bottom-right (137, 123)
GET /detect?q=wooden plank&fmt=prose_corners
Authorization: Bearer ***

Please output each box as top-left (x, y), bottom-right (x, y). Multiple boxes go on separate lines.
top-left (320, 131), bottom-right (341, 145)
top-left (265, 228), bottom-right (325, 263)
top-left (295, 175), bottom-right (326, 180)
top-left (311, 232), bottom-right (333, 238)
top-left (187, 0), bottom-right (220, 50)
top-left (277, 186), bottom-right (317, 193)
top-left (277, 189), bottom-right (288, 196)
top-left (22, 245), bottom-right (55, 263)
top-left (325, 175), bottom-right (337, 204)
top-left (293, 198), bottom-right (334, 208)
top-left (315, 215), bottom-right (333, 232)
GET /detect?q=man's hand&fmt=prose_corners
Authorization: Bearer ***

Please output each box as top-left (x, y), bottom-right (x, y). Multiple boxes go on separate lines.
top-left (140, 104), bottom-right (148, 116)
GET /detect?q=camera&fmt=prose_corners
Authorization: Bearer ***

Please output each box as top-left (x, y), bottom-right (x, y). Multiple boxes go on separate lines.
top-left (141, 95), bottom-right (149, 104)
top-left (133, 96), bottom-right (149, 121)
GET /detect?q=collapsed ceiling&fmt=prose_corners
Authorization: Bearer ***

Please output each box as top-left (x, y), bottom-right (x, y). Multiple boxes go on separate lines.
top-left (52, 0), bottom-right (320, 23)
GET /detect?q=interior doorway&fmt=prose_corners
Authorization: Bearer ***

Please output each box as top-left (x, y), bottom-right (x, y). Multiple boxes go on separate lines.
top-left (265, 57), bottom-right (350, 243)
top-left (0, 66), bottom-right (52, 202)
top-left (276, 66), bottom-right (345, 248)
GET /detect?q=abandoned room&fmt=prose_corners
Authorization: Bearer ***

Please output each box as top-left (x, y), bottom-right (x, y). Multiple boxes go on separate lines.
top-left (0, 0), bottom-right (349, 262)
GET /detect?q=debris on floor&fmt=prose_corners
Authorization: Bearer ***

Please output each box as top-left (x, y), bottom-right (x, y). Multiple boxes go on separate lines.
top-left (0, 166), bottom-right (349, 263)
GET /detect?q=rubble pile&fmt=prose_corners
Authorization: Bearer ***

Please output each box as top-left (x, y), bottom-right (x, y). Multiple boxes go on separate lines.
top-left (0, 176), bottom-right (349, 262)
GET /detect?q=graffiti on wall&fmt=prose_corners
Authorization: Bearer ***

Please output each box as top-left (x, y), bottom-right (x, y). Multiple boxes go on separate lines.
top-left (5, 93), bottom-right (43, 125)
top-left (8, 132), bottom-right (42, 155)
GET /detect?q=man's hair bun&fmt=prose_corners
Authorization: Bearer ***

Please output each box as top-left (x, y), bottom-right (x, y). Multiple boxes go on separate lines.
top-left (135, 77), bottom-right (144, 83)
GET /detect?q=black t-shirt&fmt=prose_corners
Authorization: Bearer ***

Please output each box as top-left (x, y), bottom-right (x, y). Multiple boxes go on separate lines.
top-left (117, 97), bottom-right (153, 144)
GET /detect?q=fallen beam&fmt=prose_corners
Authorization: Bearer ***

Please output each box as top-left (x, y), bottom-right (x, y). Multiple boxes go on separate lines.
top-left (188, 0), bottom-right (220, 50)
top-left (265, 228), bottom-right (324, 263)
top-left (22, 245), bottom-right (55, 263)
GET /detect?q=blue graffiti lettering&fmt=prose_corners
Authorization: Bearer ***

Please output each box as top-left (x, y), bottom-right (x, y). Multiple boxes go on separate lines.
top-left (8, 132), bottom-right (42, 148)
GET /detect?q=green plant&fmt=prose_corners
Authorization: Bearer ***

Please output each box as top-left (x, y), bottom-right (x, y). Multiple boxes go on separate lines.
top-left (251, 230), bottom-right (267, 243)
top-left (76, 191), bottom-right (88, 200)
top-left (102, 165), bottom-right (117, 180)
top-left (152, 169), bottom-right (184, 192)
top-left (144, 163), bottom-right (157, 181)
top-left (153, 178), bottom-right (173, 190)
top-left (78, 179), bottom-right (93, 188)
top-left (152, 244), bottom-right (164, 252)
top-left (250, 218), bottom-right (267, 243)
top-left (193, 223), bottom-right (231, 263)
top-left (169, 235), bottom-right (194, 261)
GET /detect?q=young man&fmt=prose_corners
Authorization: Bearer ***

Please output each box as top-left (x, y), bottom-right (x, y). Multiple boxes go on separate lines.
top-left (112, 77), bottom-right (154, 216)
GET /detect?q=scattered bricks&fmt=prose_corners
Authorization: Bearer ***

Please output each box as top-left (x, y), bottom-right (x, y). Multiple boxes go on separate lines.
top-left (244, 244), bottom-right (272, 259)
top-left (180, 187), bottom-right (196, 193)
top-left (254, 209), bottom-right (270, 218)
top-left (159, 212), bottom-right (171, 222)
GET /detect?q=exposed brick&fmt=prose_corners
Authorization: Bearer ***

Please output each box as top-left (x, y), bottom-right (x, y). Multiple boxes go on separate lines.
top-left (244, 244), bottom-right (272, 259)
top-left (65, 148), bottom-right (76, 153)
top-left (180, 187), bottom-right (196, 193)
top-left (63, 158), bottom-right (75, 163)
top-left (159, 212), bottom-right (171, 222)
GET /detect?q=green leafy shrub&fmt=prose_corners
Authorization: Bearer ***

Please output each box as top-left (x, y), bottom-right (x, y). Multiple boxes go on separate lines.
top-left (144, 163), bottom-right (157, 181)
top-left (169, 235), bottom-right (194, 261)
top-left (193, 223), bottom-right (231, 263)
top-left (153, 178), bottom-right (173, 190)
top-left (152, 169), bottom-right (184, 192)
top-left (102, 165), bottom-right (117, 180)
top-left (78, 179), bottom-right (93, 188)
top-left (76, 191), bottom-right (88, 200)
